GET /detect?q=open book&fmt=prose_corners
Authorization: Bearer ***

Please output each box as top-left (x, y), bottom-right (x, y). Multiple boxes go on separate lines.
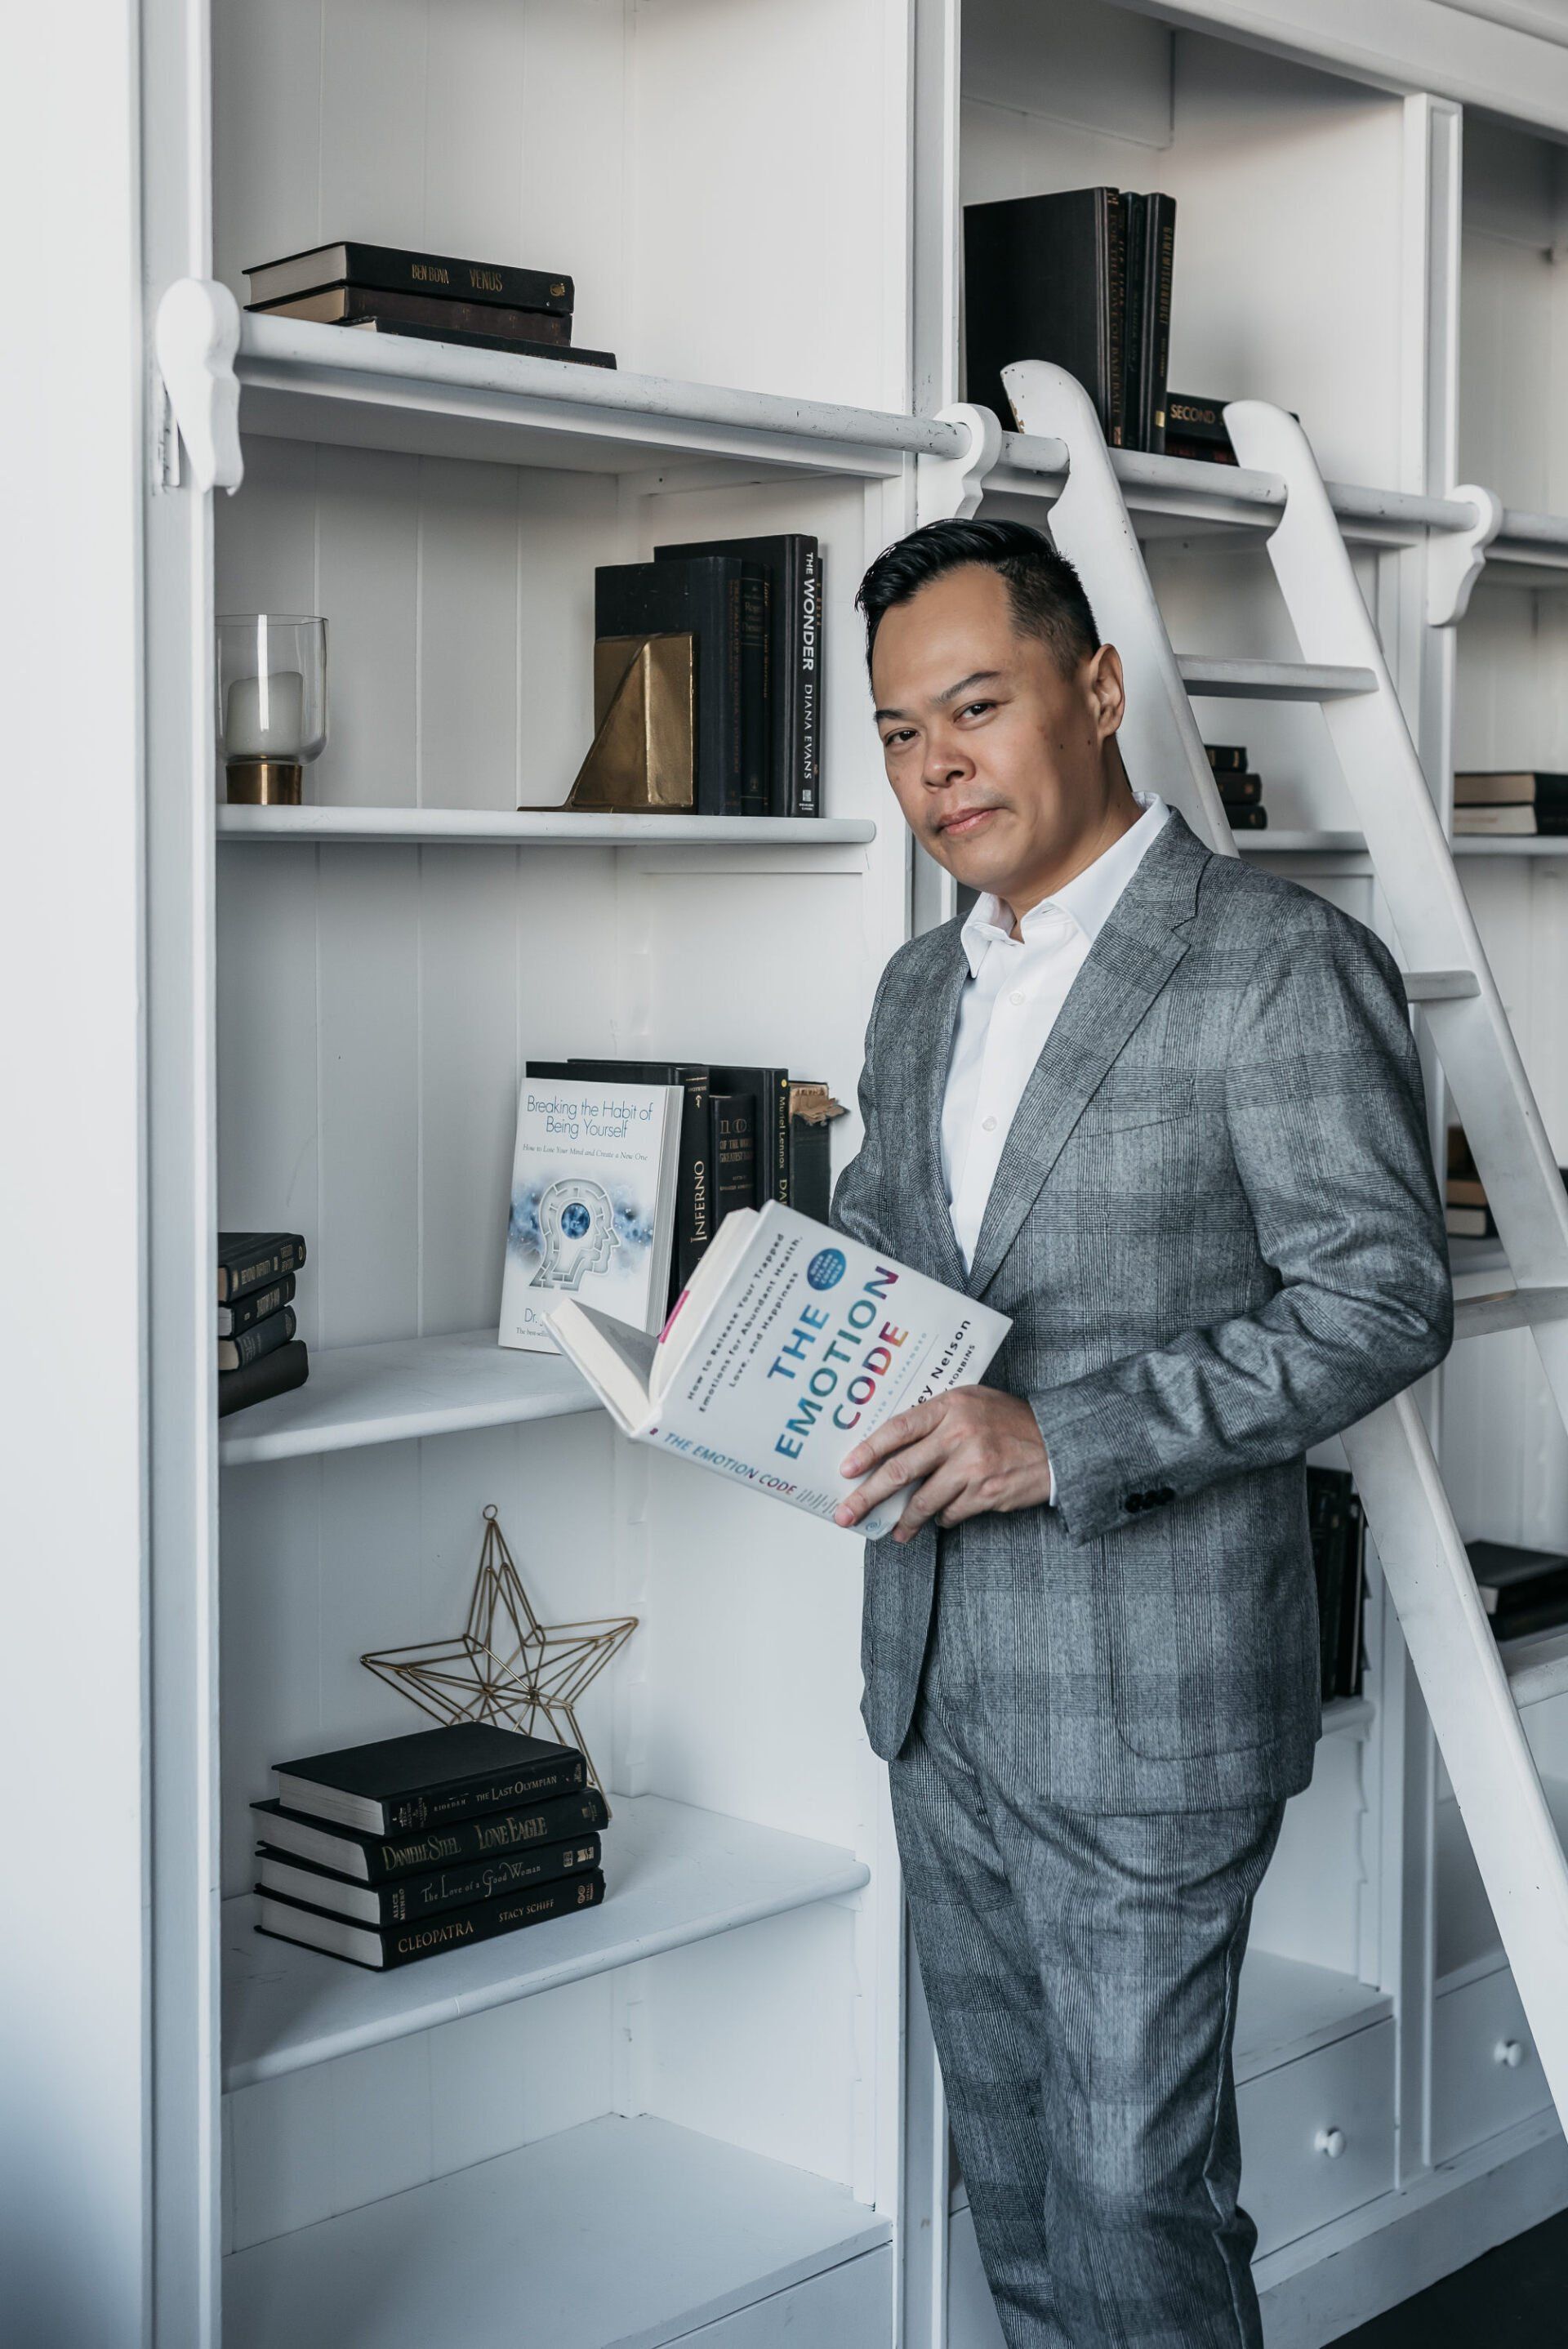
top-left (548, 1203), bottom-right (1011, 1540)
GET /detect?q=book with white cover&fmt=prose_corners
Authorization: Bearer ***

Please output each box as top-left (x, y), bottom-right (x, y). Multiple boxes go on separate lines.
top-left (500, 1076), bottom-right (684, 1353)
top-left (548, 1203), bottom-right (1012, 1539)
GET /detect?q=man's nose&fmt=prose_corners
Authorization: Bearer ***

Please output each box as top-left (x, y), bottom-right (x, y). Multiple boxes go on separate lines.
top-left (922, 729), bottom-right (972, 790)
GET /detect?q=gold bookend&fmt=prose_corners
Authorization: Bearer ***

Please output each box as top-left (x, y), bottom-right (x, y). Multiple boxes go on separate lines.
top-left (565, 631), bottom-right (695, 813)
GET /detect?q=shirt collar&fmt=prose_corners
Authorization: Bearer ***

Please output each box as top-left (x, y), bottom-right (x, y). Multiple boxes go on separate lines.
top-left (960, 793), bottom-right (1169, 976)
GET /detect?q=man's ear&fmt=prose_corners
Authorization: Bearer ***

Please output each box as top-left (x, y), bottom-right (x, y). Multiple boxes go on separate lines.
top-left (1085, 644), bottom-right (1125, 740)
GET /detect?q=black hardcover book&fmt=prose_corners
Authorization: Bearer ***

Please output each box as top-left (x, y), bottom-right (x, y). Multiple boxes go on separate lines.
top-left (257, 1830), bottom-right (603, 1927)
top-left (218, 1273), bottom-right (295, 1339)
top-left (1491, 1593), bottom-right (1568, 1643)
top-left (343, 319), bottom-right (616, 369)
top-left (1307, 1466), bottom-right (1353, 1704)
top-left (250, 283), bottom-right (571, 344)
top-left (595, 557), bottom-right (768, 817)
top-left (1205, 745), bottom-right (1249, 773)
top-left (655, 535), bottom-right (822, 816)
top-left (272, 1723), bottom-right (586, 1837)
top-left (712, 1093), bottom-right (758, 1222)
top-left (1214, 772), bottom-right (1263, 809)
top-left (1166, 394), bottom-right (1232, 452)
top-left (217, 1232), bottom-right (307, 1304)
top-left (1454, 771), bottom-right (1568, 810)
top-left (1468, 1539), bottom-right (1568, 1623)
top-left (1228, 807), bottom-right (1268, 831)
top-left (1120, 194), bottom-right (1149, 456)
top-left (252, 1787), bottom-right (610, 1883)
top-left (964, 187), bottom-right (1126, 444)
top-left (787, 1085), bottom-right (839, 1224)
top-left (218, 1304), bottom-right (297, 1374)
top-left (244, 241), bottom-right (572, 316)
top-left (218, 1339), bottom-right (309, 1419)
top-left (532, 1059), bottom-right (711, 1291)
top-left (256, 1868), bottom-right (607, 1971)
top-left (710, 1066), bottom-right (793, 1210)
top-left (1143, 194), bottom-right (1176, 455)
top-left (1335, 1491), bottom-right (1366, 1700)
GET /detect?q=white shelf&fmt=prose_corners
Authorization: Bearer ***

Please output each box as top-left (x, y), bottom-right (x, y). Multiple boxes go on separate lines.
top-left (1234, 1949), bottom-right (1392, 2085)
top-left (217, 1327), bottom-right (597, 1468)
top-left (1322, 1694), bottom-right (1377, 1740)
top-left (1437, 1775), bottom-right (1568, 1988)
top-left (222, 2113), bottom-right (890, 2349)
top-left (237, 310), bottom-right (949, 482)
top-left (1178, 657), bottom-right (1376, 702)
top-left (216, 805), bottom-right (875, 849)
top-left (224, 1794), bottom-right (869, 2089)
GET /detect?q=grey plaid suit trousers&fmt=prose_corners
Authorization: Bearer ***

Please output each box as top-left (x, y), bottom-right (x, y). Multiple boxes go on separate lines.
top-left (832, 810), bottom-right (1452, 2345)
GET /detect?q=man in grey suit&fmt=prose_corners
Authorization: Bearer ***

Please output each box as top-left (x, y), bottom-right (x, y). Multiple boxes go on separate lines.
top-left (830, 519), bottom-right (1451, 2347)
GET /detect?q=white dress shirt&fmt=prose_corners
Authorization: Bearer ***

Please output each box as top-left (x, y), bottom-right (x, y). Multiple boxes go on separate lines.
top-left (942, 792), bottom-right (1171, 1270)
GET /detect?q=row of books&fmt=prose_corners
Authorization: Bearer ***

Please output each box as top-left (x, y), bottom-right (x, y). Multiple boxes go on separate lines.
top-left (501, 1061), bottom-right (845, 1354)
top-left (243, 238), bottom-right (616, 372)
top-left (218, 1231), bottom-right (310, 1417)
top-left (1308, 1466), bottom-right (1365, 1705)
top-left (1206, 743), bottom-right (1268, 831)
top-left (1453, 770), bottom-right (1568, 837)
top-left (253, 1723), bottom-right (607, 1971)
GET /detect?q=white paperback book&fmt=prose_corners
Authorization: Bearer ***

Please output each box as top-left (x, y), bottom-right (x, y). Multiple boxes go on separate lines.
top-left (499, 1076), bottom-right (684, 1354)
top-left (548, 1202), bottom-right (1012, 1539)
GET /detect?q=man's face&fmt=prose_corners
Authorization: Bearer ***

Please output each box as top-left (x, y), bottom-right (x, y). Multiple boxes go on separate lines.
top-left (870, 564), bottom-right (1123, 902)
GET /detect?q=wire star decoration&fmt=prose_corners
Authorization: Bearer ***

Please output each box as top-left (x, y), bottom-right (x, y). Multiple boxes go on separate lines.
top-left (361, 1505), bottom-right (637, 1799)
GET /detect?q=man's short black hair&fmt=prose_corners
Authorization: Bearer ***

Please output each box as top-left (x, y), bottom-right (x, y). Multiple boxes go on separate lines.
top-left (856, 517), bottom-right (1100, 678)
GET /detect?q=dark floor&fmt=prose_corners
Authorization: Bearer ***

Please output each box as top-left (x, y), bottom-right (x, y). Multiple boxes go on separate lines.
top-left (1329, 2206), bottom-right (1568, 2344)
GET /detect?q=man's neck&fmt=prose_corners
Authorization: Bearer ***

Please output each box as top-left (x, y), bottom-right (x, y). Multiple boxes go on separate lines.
top-left (997, 776), bottom-right (1143, 937)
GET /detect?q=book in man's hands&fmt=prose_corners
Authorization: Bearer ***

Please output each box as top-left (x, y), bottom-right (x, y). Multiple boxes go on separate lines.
top-left (272, 1723), bottom-right (586, 1837)
top-left (256, 1869), bottom-right (606, 1971)
top-left (548, 1203), bottom-right (1010, 1540)
top-left (251, 1786), bottom-right (609, 1883)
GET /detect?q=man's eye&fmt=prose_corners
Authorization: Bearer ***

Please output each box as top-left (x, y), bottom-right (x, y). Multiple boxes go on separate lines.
top-left (882, 729), bottom-right (915, 750)
top-left (959, 701), bottom-right (995, 720)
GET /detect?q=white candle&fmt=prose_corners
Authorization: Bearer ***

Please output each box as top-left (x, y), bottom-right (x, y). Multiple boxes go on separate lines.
top-left (225, 669), bottom-right (305, 758)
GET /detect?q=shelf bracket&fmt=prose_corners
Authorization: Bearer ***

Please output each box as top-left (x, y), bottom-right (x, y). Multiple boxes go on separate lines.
top-left (1427, 482), bottom-right (1501, 626)
top-left (154, 277), bottom-right (244, 496)
top-left (915, 402), bottom-right (1002, 523)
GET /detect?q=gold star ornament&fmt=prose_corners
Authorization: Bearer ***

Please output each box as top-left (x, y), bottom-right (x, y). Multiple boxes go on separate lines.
top-left (362, 1504), bottom-right (637, 1798)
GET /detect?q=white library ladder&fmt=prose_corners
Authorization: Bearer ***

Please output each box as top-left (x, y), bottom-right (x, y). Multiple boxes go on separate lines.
top-left (928, 360), bottom-right (1568, 2135)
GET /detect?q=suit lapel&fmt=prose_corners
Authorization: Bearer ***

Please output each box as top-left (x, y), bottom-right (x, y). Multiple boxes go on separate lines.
top-left (964, 811), bottom-right (1209, 1299)
top-left (888, 934), bottom-right (970, 1293)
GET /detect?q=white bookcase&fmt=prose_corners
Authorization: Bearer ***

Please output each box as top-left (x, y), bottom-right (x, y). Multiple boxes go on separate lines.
top-left (19, 1), bottom-right (1568, 2344)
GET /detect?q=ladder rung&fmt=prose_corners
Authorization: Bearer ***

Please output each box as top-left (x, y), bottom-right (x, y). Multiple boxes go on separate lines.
top-left (1176, 657), bottom-right (1378, 702)
top-left (1502, 1625), bottom-right (1568, 1711)
top-left (1401, 968), bottom-right (1481, 1003)
top-left (1453, 1285), bottom-right (1568, 1342)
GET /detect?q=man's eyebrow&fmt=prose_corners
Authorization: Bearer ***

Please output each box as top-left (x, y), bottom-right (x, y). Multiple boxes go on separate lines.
top-left (873, 670), bottom-right (1004, 725)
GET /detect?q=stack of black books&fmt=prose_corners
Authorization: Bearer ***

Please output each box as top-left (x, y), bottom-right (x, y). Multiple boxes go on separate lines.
top-left (218, 1231), bottom-right (309, 1416)
top-left (1469, 1540), bottom-right (1568, 1647)
top-left (963, 185), bottom-right (1176, 452)
top-left (1453, 771), bottom-right (1568, 839)
top-left (1308, 1466), bottom-right (1366, 1703)
top-left (252, 1723), bottom-right (608, 1971)
top-left (1446, 1124), bottom-right (1568, 1240)
top-left (528, 1055), bottom-right (846, 1310)
top-left (592, 533), bottom-right (824, 818)
top-left (243, 238), bottom-right (616, 371)
top-left (1205, 744), bottom-right (1267, 831)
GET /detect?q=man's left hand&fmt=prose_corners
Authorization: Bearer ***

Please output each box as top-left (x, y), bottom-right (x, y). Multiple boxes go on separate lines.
top-left (834, 1385), bottom-right (1054, 1544)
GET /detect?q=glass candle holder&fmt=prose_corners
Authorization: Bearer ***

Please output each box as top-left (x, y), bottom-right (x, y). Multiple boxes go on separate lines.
top-left (217, 615), bottom-right (327, 805)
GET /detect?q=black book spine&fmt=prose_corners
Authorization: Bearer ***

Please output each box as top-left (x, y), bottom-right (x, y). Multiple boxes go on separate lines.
top-left (218, 1339), bottom-right (310, 1419)
top-left (1205, 745), bottom-right (1249, 773)
top-left (1335, 1495), bottom-right (1366, 1700)
top-left (379, 1870), bottom-right (605, 1966)
top-left (1146, 195), bottom-right (1176, 457)
top-left (1166, 395), bottom-right (1232, 451)
top-left (379, 1833), bottom-right (602, 1923)
top-left (1214, 772), bottom-right (1263, 809)
top-left (217, 1234), bottom-right (307, 1303)
top-left (1106, 194), bottom-right (1127, 448)
top-left (219, 1305), bottom-right (297, 1373)
top-left (357, 1788), bottom-right (610, 1883)
top-left (789, 1112), bottom-right (834, 1224)
top-left (1228, 807), bottom-right (1268, 831)
top-left (1120, 194), bottom-right (1148, 454)
top-left (220, 1273), bottom-right (296, 1339)
top-left (384, 1753), bottom-right (586, 1834)
top-left (737, 568), bottom-right (770, 818)
top-left (798, 544), bottom-right (822, 818)
top-left (248, 243), bottom-right (572, 316)
top-left (712, 1094), bottom-right (759, 1220)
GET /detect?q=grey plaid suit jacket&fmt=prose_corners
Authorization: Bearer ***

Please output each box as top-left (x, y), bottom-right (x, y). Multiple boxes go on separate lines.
top-left (831, 809), bottom-right (1452, 1811)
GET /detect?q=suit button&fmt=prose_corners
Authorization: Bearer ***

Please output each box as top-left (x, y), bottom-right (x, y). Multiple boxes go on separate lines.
top-left (1125, 1494), bottom-right (1144, 1513)
top-left (1156, 1487), bottom-right (1174, 1504)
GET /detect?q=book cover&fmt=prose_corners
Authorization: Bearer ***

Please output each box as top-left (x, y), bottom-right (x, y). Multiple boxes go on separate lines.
top-left (217, 1232), bottom-right (306, 1303)
top-left (343, 319), bottom-right (616, 369)
top-left (655, 534), bottom-right (822, 818)
top-left (1205, 745), bottom-right (1248, 773)
top-left (257, 1830), bottom-right (602, 1926)
top-left (1228, 808), bottom-right (1267, 830)
top-left (1143, 193), bottom-right (1176, 455)
top-left (786, 1083), bottom-right (845, 1224)
top-left (500, 1076), bottom-right (684, 1354)
top-left (249, 283), bottom-right (571, 344)
top-left (218, 1273), bottom-right (295, 1339)
top-left (710, 1065), bottom-right (792, 1210)
top-left (595, 557), bottom-right (767, 818)
top-left (712, 1093), bottom-right (758, 1223)
top-left (1214, 772), bottom-right (1263, 808)
top-left (217, 1338), bottom-right (309, 1420)
top-left (534, 1061), bottom-right (712, 1297)
top-left (1468, 1539), bottom-right (1568, 1623)
top-left (252, 1787), bottom-right (610, 1883)
top-left (243, 241), bottom-right (572, 316)
top-left (256, 1868), bottom-right (607, 1971)
top-left (964, 187), bottom-right (1125, 444)
top-left (272, 1723), bottom-right (586, 1837)
top-left (549, 1202), bottom-right (1011, 1540)
top-left (217, 1304), bottom-right (296, 1374)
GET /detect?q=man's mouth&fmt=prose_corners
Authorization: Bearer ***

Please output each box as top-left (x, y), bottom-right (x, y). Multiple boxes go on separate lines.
top-left (937, 804), bottom-right (1001, 839)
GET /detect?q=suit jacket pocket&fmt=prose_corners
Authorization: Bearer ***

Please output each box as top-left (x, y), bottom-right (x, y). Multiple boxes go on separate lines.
top-left (1073, 1074), bottom-right (1196, 1137)
top-left (1104, 1513), bottom-right (1281, 1761)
